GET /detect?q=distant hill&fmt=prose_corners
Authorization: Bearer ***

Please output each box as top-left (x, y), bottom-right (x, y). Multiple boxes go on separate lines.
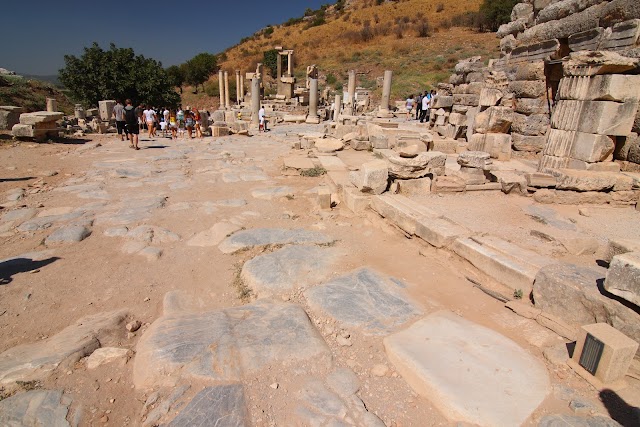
top-left (21, 74), bottom-right (62, 87)
top-left (0, 74), bottom-right (72, 114)
top-left (183, 0), bottom-right (498, 109)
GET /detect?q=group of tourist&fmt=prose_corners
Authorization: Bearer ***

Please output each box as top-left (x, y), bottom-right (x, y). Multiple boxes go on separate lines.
top-left (405, 90), bottom-right (437, 123)
top-left (112, 100), bottom-right (205, 150)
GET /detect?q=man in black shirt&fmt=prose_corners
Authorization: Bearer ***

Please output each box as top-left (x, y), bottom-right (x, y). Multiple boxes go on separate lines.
top-left (124, 99), bottom-right (140, 150)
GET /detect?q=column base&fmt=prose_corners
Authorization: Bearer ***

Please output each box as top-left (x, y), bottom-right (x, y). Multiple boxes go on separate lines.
top-left (305, 116), bottom-right (321, 124)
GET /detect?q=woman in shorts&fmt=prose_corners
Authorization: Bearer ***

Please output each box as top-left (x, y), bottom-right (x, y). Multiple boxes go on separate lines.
top-left (185, 110), bottom-right (195, 139)
top-left (405, 95), bottom-right (414, 121)
top-left (169, 110), bottom-right (178, 139)
top-left (193, 108), bottom-right (203, 139)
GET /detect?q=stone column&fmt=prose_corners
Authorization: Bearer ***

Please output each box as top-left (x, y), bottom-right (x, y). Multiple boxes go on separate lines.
top-left (224, 71), bottom-right (230, 110)
top-left (334, 95), bottom-right (342, 122)
top-left (306, 78), bottom-right (319, 124)
top-left (277, 54), bottom-right (283, 78)
top-left (46, 98), bottom-right (57, 112)
top-left (218, 70), bottom-right (225, 109)
top-left (380, 70), bottom-right (393, 113)
top-left (347, 70), bottom-right (356, 106)
top-left (287, 52), bottom-right (293, 76)
top-left (251, 78), bottom-right (260, 127)
top-left (240, 74), bottom-right (245, 102)
top-left (235, 70), bottom-right (241, 105)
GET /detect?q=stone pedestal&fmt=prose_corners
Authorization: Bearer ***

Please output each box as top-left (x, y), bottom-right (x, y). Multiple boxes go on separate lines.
top-left (218, 70), bottom-right (225, 109)
top-left (251, 78), bottom-right (260, 127)
top-left (235, 70), bottom-right (241, 105)
top-left (98, 100), bottom-right (116, 122)
top-left (569, 323), bottom-right (638, 388)
top-left (0, 106), bottom-right (24, 130)
top-left (12, 111), bottom-right (63, 142)
top-left (74, 104), bottom-right (85, 120)
top-left (46, 98), bottom-right (58, 113)
top-left (306, 78), bottom-right (319, 124)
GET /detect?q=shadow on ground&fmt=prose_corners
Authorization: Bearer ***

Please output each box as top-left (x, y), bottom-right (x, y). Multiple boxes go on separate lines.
top-left (600, 389), bottom-right (640, 427)
top-left (0, 257), bottom-right (60, 285)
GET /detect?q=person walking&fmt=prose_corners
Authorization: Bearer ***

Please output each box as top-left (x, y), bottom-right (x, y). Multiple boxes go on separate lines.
top-left (124, 99), bottom-right (140, 150)
top-left (143, 106), bottom-right (157, 138)
top-left (258, 105), bottom-right (267, 132)
top-left (112, 99), bottom-right (128, 141)
top-left (169, 109), bottom-right (178, 139)
top-left (405, 95), bottom-right (414, 121)
top-left (193, 108), bottom-right (203, 138)
top-left (420, 90), bottom-right (431, 123)
top-left (185, 109), bottom-right (195, 139)
top-left (415, 92), bottom-right (423, 121)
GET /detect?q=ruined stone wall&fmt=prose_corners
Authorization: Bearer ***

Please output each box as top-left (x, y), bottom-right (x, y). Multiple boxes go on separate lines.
top-left (442, 0), bottom-right (640, 170)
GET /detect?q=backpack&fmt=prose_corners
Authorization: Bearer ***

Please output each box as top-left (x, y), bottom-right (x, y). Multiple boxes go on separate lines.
top-left (124, 106), bottom-right (136, 124)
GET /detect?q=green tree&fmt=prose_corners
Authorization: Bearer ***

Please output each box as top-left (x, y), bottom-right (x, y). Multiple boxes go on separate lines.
top-left (479, 0), bottom-right (518, 32)
top-left (183, 52), bottom-right (218, 93)
top-left (263, 49), bottom-right (279, 78)
top-left (59, 42), bottom-right (179, 107)
top-left (166, 65), bottom-right (185, 94)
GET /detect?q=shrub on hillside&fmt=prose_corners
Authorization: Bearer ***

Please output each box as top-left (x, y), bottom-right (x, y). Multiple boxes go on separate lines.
top-left (415, 20), bottom-right (431, 37)
top-left (480, 0), bottom-right (518, 32)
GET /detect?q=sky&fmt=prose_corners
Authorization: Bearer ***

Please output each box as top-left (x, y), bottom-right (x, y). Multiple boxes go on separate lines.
top-left (0, 0), bottom-right (329, 76)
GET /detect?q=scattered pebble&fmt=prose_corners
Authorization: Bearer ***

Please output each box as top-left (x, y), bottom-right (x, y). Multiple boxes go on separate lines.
top-left (126, 320), bottom-right (142, 332)
top-left (143, 297), bottom-right (150, 302)
top-left (371, 364), bottom-right (389, 377)
top-left (270, 383), bottom-right (279, 389)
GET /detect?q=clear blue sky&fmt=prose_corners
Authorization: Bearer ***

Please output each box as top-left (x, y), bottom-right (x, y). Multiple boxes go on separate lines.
top-left (0, 0), bottom-right (329, 75)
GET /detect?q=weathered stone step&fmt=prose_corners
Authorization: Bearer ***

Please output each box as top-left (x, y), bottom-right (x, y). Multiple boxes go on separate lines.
top-left (370, 194), bottom-right (469, 248)
top-left (452, 236), bottom-right (556, 295)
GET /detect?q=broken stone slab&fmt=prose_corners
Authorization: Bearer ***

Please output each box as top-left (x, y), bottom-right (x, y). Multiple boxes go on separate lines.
top-left (509, 80), bottom-right (547, 99)
top-left (452, 236), bottom-right (556, 295)
top-left (218, 228), bottom-right (334, 254)
top-left (515, 98), bottom-right (549, 115)
top-left (605, 238), bottom-right (640, 262)
top-left (283, 156), bottom-right (315, 170)
top-left (397, 177), bottom-right (432, 195)
top-left (0, 390), bottom-right (73, 427)
top-left (251, 186), bottom-right (294, 200)
top-left (351, 138), bottom-right (372, 151)
top-left (431, 175), bottom-right (467, 193)
top-left (512, 113), bottom-right (549, 136)
top-left (457, 151), bottom-right (492, 169)
top-left (524, 205), bottom-right (577, 231)
top-left (0, 310), bottom-right (128, 384)
top-left (241, 245), bottom-right (342, 298)
top-left (605, 252), bottom-right (640, 307)
top-left (304, 268), bottom-right (421, 335)
top-left (133, 300), bottom-right (331, 388)
top-left (551, 100), bottom-right (638, 136)
top-left (384, 310), bottom-right (550, 427)
top-left (86, 347), bottom-right (132, 369)
top-left (187, 222), bottom-right (242, 247)
top-left (379, 150), bottom-right (446, 179)
top-left (370, 194), bottom-right (470, 248)
top-left (532, 263), bottom-right (640, 353)
top-left (554, 169), bottom-right (617, 191)
top-left (349, 160), bottom-right (388, 195)
top-left (166, 384), bottom-right (249, 427)
top-left (492, 170), bottom-right (528, 195)
top-left (542, 128), bottom-right (614, 162)
top-left (456, 166), bottom-right (487, 185)
top-left (478, 88), bottom-right (503, 107)
top-left (315, 137), bottom-right (344, 153)
top-left (473, 106), bottom-right (514, 134)
top-left (18, 111), bottom-right (64, 125)
top-left (431, 95), bottom-right (454, 109)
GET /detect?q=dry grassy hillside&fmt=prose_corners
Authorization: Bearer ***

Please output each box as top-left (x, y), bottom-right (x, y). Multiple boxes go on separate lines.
top-left (185, 0), bottom-right (499, 108)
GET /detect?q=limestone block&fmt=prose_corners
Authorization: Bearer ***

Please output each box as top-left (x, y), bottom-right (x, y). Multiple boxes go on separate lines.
top-left (350, 138), bottom-right (371, 151)
top-left (512, 134), bottom-right (547, 152)
top-left (563, 50), bottom-right (640, 77)
top-left (457, 151), bottom-right (491, 169)
top-left (537, 0), bottom-right (605, 24)
top-left (431, 176), bottom-right (466, 192)
top-left (510, 39), bottom-right (561, 63)
top-left (86, 347), bottom-right (131, 369)
top-left (514, 98), bottom-right (549, 115)
top-left (511, 2), bottom-right (534, 21)
top-left (605, 252), bottom-right (640, 307)
top-left (449, 73), bottom-right (464, 85)
top-left (452, 105), bottom-right (472, 114)
top-left (500, 35), bottom-right (517, 55)
top-left (457, 166), bottom-right (487, 185)
top-left (605, 238), bottom-right (640, 262)
top-left (342, 186), bottom-right (371, 213)
top-left (526, 172), bottom-right (557, 188)
top-left (473, 107), bottom-right (513, 134)
top-left (465, 82), bottom-right (485, 95)
top-left (570, 133), bottom-right (615, 163)
top-left (431, 96), bottom-right (454, 109)
top-left (465, 72), bottom-right (484, 83)
top-left (11, 124), bottom-right (36, 138)
top-left (533, 0), bottom-right (557, 12)
top-left (468, 133), bottom-right (512, 160)
top-left (452, 94), bottom-right (479, 107)
top-left (210, 125), bottom-right (229, 137)
top-left (533, 263), bottom-right (640, 352)
top-left (568, 27), bottom-right (604, 52)
top-left (571, 323), bottom-right (638, 384)
top-left (514, 62), bottom-right (545, 82)
top-left (512, 113), bottom-right (549, 136)
top-left (497, 18), bottom-right (529, 38)
top-left (600, 19), bottom-right (640, 50)
top-left (557, 75), bottom-right (640, 102)
top-left (0, 106), bottom-right (24, 130)
top-left (448, 112), bottom-right (466, 126)
top-left (349, 160), bottom-right (389, 195)
top-left (431, 139), bottom-right (457, 154)
top-left (454, 58), bottom-right (484, 74)
top-left (19, 111), bottom-right (63, 125)
top-left (315, 138), bottom-right (344, 153)
top-left (98, 100), bottom-right (116, 121)
top-left (555, 169), bottom-right (617, 191)
top-left (551, 100), bottom-right (639, 136)
top-left (509, 80), bottom-right (547, 99)
top-left (478, 88), bottom-right (503, 107)
top-left (397, 177), bottom-right (432, 195)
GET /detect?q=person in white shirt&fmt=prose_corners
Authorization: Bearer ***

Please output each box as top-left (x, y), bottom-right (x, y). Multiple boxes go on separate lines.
top-left (420, 91), bottom-right (431, 123)
top-left (405, 95), bottom-right (414, 121)
top-left (143, 107), bottom-right (157, 138)
top-left (258, 106), bottom-right (267, 132)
